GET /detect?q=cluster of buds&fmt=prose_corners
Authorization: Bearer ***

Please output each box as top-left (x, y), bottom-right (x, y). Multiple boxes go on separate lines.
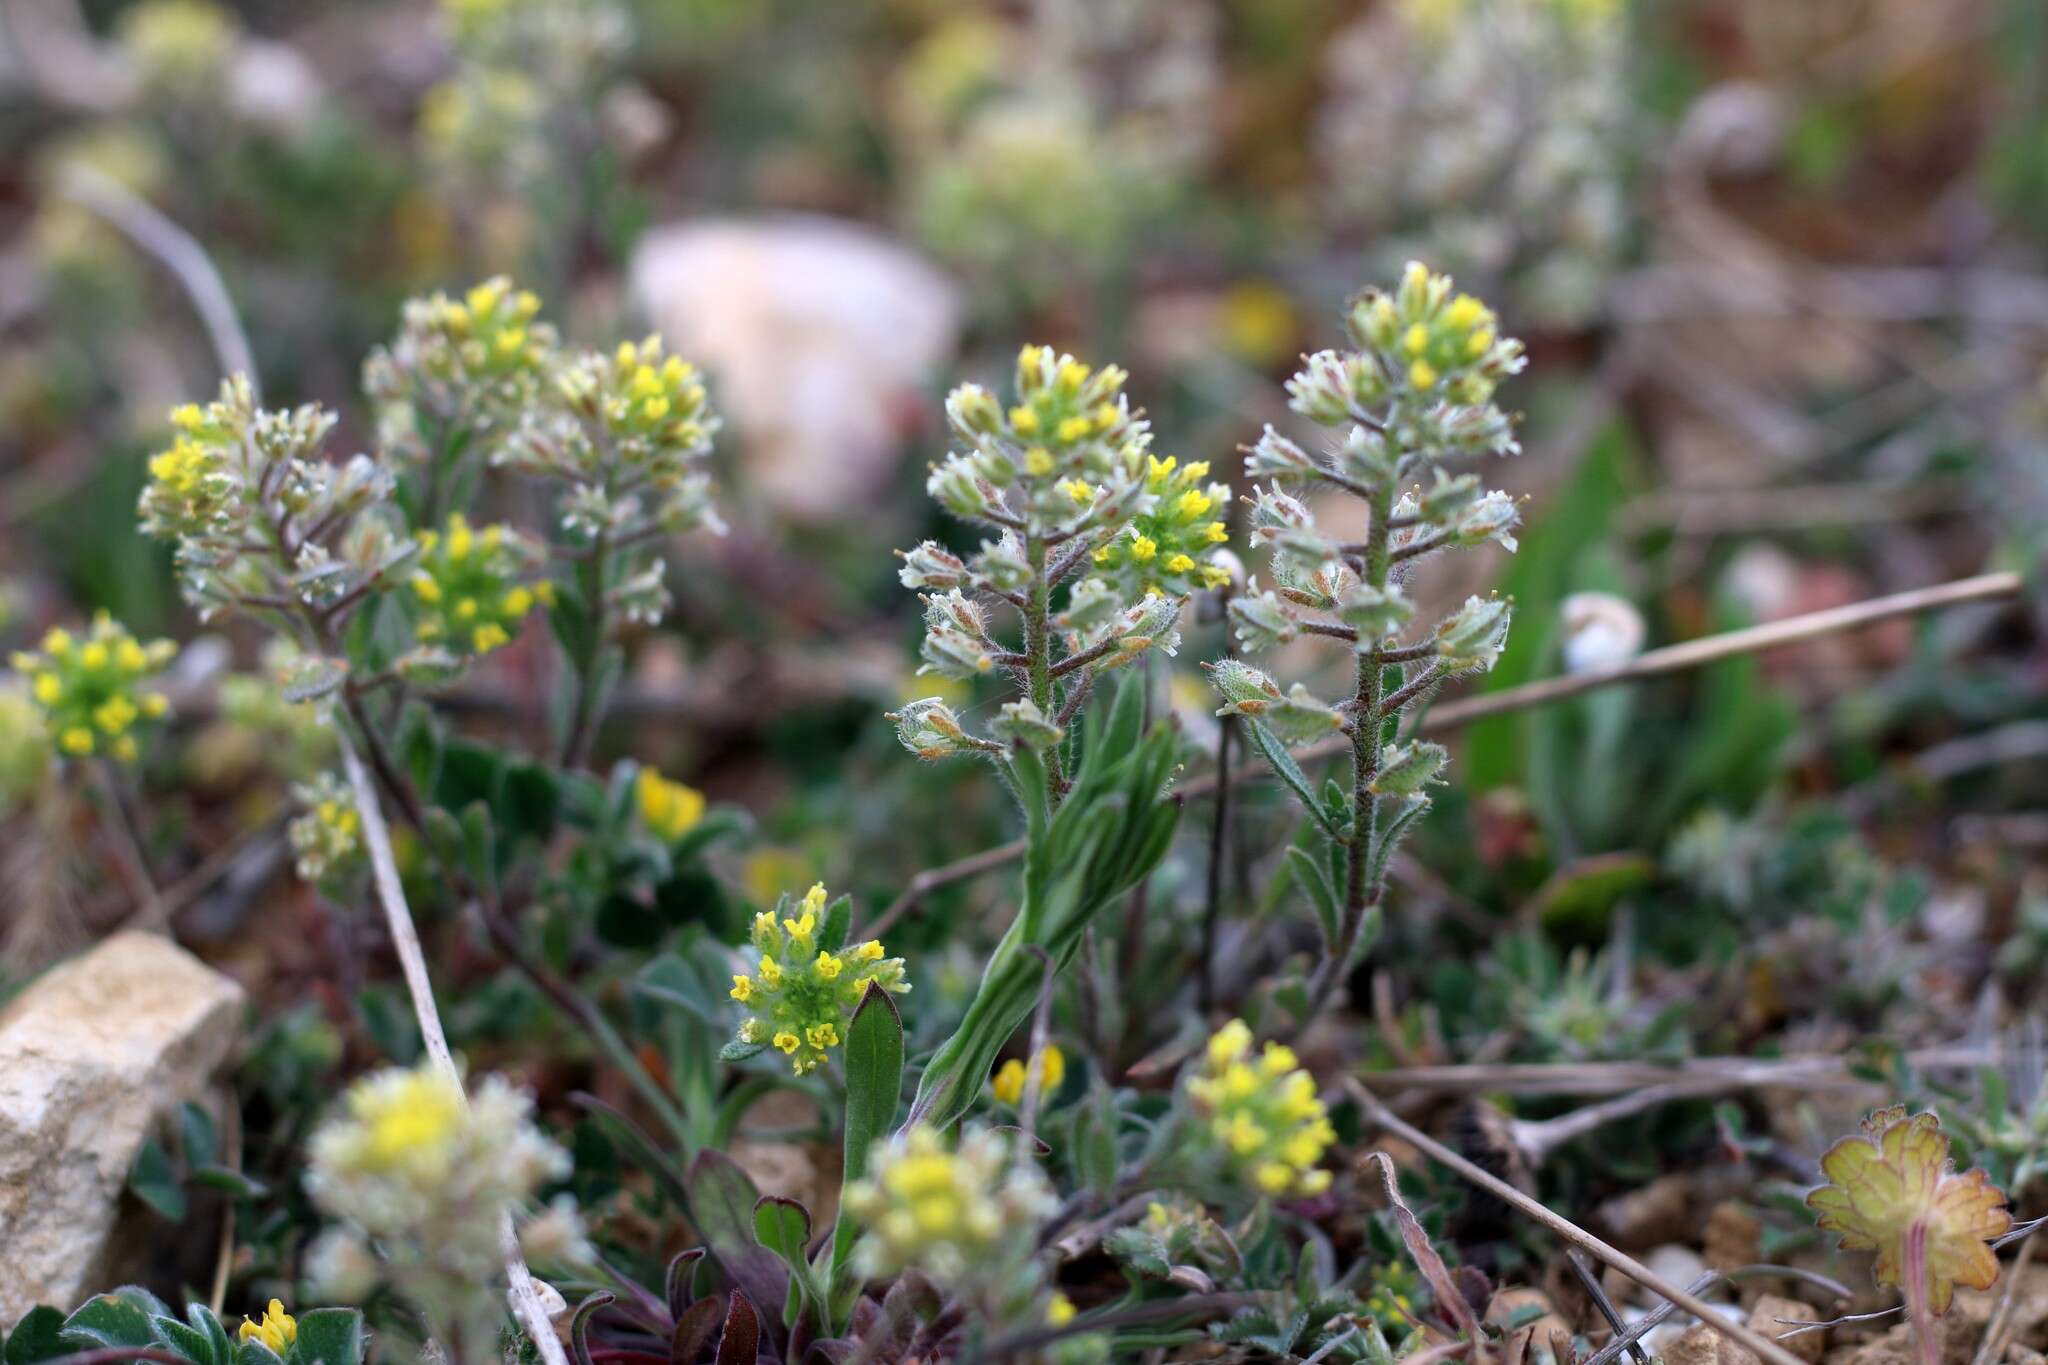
top-left (1186, 1020), bottom-right (1335, 1198)
top-left (288, 772), bottom-right (363, 884)
top-left (729, 883), bottom-right (911, 1075)
top-left (1089, 457), bottom-right (1234, 595)
top-left (137, 378), bottom-right (408, 631)
top-left (363, 276), bottom-right (556, 458)
top-left (305, 1063), bottom-right (574, 1341)
top-left (844, 1124), bottom-right (1058, 1286)
top-left (402, 513), bottom-right (550, 671)
top-left (497, 333), bottom-right (724, 627)
top-left (10, 614), bottom-right (175, 762)
top-left (895, 346), bottom-right (1228, 765)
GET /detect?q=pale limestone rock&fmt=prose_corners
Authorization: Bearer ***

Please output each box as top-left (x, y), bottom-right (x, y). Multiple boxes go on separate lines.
top-left (628, 216), bottom-right (960, 524)
top-left (0, 931), bottom-right (243, 1322)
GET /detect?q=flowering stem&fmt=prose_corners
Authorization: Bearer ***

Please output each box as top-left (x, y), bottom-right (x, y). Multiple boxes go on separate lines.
top-left (559, 521), bottom-right (614, 771)
top-left (1024, 531), bottom-right (1065, 805)
top-left (1302, 482), bottom-right (1395, 1023)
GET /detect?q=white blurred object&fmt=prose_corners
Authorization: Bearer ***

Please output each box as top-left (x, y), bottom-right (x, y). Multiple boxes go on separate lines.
top-left (629, 217), bottom-right (961, 524)
top-left (229, 38), bottom-right (325, 137)
top-left (1560, 591), bottom-right (1645, 673)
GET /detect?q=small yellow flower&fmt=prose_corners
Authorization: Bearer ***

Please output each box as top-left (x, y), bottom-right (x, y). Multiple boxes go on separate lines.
top-left (1046, 1292), bottom-right (1077, 1327)
top-left (1130, 535), bottom-right (1157, 562)
top-left (731, 975), bottom-right (755, 1002)
top-left (636, 767), bottom-right (706, 841)
top-left (1409, 360), bottom-right (1438, 391)
top-left (991, 1044), bottom-right (1067, 1105)
top-left (759, 954), bottom-right (783, 985)
top-left (1010, 405), bottom-right (1040, 435)
top-left (237, 1300), bottom-right (297, 1353)
top-left (1024, 446), bottom-right (1055, 477)
top-left (774, 1031), bottom-right (802, 1055)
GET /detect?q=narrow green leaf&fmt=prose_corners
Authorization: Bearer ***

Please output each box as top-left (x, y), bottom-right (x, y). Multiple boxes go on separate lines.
top-left (1248, 721), bottom-right (1343, 842)
top-left (828, 983), bottom-right (905, 1322)
top-left (752, 1195), bottom-right (813, 1262)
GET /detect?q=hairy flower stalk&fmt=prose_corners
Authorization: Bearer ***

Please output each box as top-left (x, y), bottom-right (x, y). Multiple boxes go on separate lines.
top-left (1221, 263), bottom-right (1524, 1024)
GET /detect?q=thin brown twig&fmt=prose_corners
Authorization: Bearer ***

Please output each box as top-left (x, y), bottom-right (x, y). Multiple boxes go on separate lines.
top-left (1346, 1079), bottom-right (1808, 1365)
top-left (1969, 1228), bottom-right (2039, 1365)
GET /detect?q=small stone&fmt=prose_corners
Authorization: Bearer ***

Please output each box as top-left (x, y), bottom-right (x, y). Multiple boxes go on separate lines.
top-left (1645, 1243), bottom-right (1711, 1291)
top-left (1747, 1294), bottom-right (1823, 1365)
top-left (0, 931), bottom-right (244, 1321)
top-left (1595, 1174), bottom-right (1697, 1250)
top-left (1703, 1199), bottom-right (1764, 1272)
top-left (1666, 1321), bottom-right (1761, 1365)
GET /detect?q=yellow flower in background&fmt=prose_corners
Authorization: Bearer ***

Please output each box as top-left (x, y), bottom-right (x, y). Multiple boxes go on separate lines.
top-left (842, 1124), bottom-right (1057, 1283)
top-left (1218, 281), bottom-right (1299, 369)
top-left (10, 612), bottom-right (175, 764)
top-left (1187, 1019), bottom-right (1336, 1198)
top-left (636, 767), bottom-right (706, 841)
top-left (237, 1299), bottom-right (297, 1353)
top-left (991, 1044), bottom-right (1067, 1105)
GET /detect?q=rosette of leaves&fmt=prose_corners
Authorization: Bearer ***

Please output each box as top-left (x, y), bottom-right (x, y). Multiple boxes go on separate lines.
top-left (0, 1285), bottom-right (363, 1365)
top-left (1218, 263), bottom-right (1525, 1026)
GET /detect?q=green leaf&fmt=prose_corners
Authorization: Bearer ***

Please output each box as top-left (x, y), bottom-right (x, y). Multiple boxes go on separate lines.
top-left (1286, 844), bottom-right (1340, 947)
top-left (753, 1195), bottom-right (813, 1262)
top-left (150, 1316), bottom-right (214, 1363)
top-left (827, 983), bottom-right (905, 1324)
top-left (5, 1308), bottom-right (70, 1364)
top-left (192, 1164), bottom-right (268, 1199)
top-left (129, 1138), bottom-right (186, 1221)
top-left (179, 1101), bottom-right (220, 1168)
top-left (819, 893), bottom-right (853, 954)
top-left (719, 1040), bottom-right (767, 1063)
top-left (61, 1288), bottom-right (165, 1348)
top-left (1247, 721), bottom-right (1344, 843)
top-left (291, 1309), bottom-right (365, 1365)
top-left (185, 1305), bottom-right (234, 1365)
top-left (685, 1150), bottom-right (789, 1327)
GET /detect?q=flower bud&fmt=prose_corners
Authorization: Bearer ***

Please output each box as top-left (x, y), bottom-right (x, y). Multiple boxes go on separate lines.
top-left (898, 540), bottom-right (970, 591)
top-left (1450, 489), bottom-right (1520, 552)
top-left (945, 382), bottom-right (1004, 439)
top-left (1267, 684), bottom-right (1348, 742)
top-left (991, 699), bottom-right (1064, 751)
top-left (1436, 595), bottom-right (1512, 672)
top-left (1242, 425), bottom-right (1319, 482)
top-left (889, 697), bottom-right (978, 760)
top-left (1370, 740), bottom-right (1448, 795)
top-left (1227, 588), bottom-right (1299, 651)
top-left (1206, 659), bottom-right (1282, 716)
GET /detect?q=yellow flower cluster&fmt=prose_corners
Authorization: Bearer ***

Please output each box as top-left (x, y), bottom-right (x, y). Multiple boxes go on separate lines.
top-left (636, 766), bottom-right (706, 841)
top-left (730, 883), bottom-right (910, 1074)
top-left (10, 614), bottom-right (175, 762)
top-left (1089, 456), bottom-right (1232, 593)
top-left (138, 401), bottom-right (238, 540)
top-left (1365, 1261), bottom-right (1422, 1331)
top-left (1188, 1019), bottom-right (1335, 1197)
top-left (991, 1044), bottom-right (1066, 1106)
top-left (409, 513), bottom-right (551, 657)
top-left (596, 336), bottom-right (718, 466)
top-left (237, 1299), bottom-right (297, 1354)
top-left (843, 1124), bottom-right (1057, 1282)
top-left (422, 277), bottom-right (551, 384)
top-left (336, 1066), bottom-right (468, 1182)
top-left (1351, 261), bottom-right (1520, 406)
